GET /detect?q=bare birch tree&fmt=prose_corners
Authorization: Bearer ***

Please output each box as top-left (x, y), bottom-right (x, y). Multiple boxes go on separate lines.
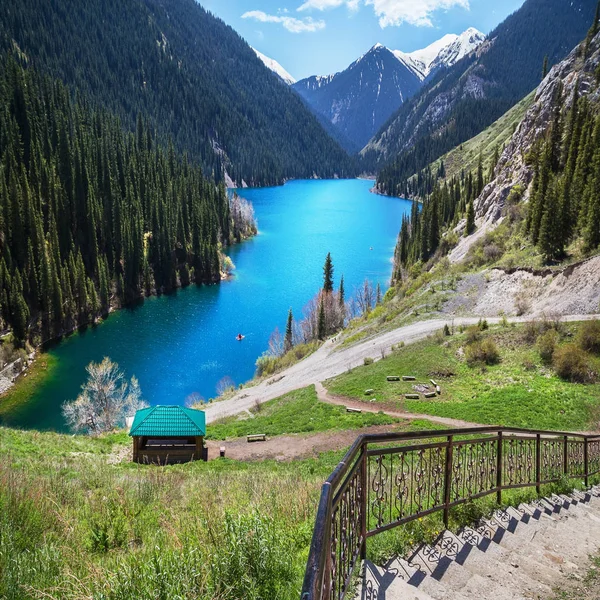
top-left (62, 357), bottom-right (147, 434)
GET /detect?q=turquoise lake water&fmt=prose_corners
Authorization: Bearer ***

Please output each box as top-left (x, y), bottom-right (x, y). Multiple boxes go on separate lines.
top-left (6, 179), bottom-right (412, 431)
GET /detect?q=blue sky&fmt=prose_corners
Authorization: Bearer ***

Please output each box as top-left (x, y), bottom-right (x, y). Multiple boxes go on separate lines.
top-left (200, 0), bottom-right (526, 80)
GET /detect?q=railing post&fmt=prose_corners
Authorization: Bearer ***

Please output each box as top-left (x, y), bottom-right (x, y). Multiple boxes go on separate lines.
top-left (496, 431), bottom-right (503, 505)
top-left (323, 496), bottom-right (332, 600)
top-left (563, 435), bottom-right (568, 476)
top-left (443, 435), bottom-right (453, 528)
top-left (584, 437), bottom-right (589, 488)
top-left (535, 434), bottom-right (541, 495)
top-left (360, 445), bottom-right (367, 560)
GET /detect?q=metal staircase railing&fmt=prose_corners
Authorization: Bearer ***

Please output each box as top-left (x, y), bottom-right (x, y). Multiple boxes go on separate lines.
top-left (300, 426), bottom-right (600, 600)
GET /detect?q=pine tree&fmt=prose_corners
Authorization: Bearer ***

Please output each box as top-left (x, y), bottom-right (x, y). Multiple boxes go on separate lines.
top-left (542, 55), bottom-right (549, 79)
top-left (284, 308), bottom-right (293, 353)
top-left (339, 275), bottom-right (345, 307)
top-left (376, 283), bottom-right (382, 305)
top-left (323, 253), bottom-right (334, 293)
top-left (466, 201), bottom-right (476, 236)
top-left (317, 298), bottom-right (326, 341)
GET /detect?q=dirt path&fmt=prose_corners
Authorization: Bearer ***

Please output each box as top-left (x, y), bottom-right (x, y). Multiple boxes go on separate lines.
top-left (205, 314), bottom-right (600, 424)
top-left (205, 423), bottom-right (408, 462)
top-left (314, 382), bottom-right (485, 429)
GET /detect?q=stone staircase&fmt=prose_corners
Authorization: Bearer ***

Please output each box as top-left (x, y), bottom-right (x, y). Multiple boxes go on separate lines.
top-left (359, 485), bottom-right (600, 600)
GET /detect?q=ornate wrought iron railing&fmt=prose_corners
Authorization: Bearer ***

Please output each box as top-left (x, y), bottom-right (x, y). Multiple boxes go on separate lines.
top-left (301, 426), bottom-right (600, 600)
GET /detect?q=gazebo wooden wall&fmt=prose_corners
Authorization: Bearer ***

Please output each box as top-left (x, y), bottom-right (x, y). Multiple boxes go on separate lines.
top-left (132, 436), bottom-right (207, 464)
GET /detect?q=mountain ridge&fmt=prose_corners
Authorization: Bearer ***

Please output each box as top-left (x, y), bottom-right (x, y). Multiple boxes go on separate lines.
top-left (369, 0), bottom-right (597, 193)
top-left (291, 29), bottom-right (485, 152)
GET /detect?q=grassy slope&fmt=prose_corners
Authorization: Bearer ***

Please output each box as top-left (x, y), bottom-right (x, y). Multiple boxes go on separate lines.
top-left (207, 385), bottom-right (400, 440)
top-left (426, 91), bottom-right (535, 181)
top-left (0, 384), bottom-right (440, 600)
top-left (328, 322), bottom-right (600, 431)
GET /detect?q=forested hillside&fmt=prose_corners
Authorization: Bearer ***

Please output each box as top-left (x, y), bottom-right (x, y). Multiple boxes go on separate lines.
top-left (367, 0), bottom-right (596, 196)
top-left (392, 23), bottom-right (600, 281)
top-left (0, 0), bottom-right (355, 186)
top-left (0, 54), bottom-right (254, 345)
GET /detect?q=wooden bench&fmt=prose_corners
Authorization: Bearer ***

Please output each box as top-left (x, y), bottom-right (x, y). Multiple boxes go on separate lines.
top-left (404, 394), bottom-right (420, 400)
top-left (346, 407), bottom-right (362, 414)
top-left (402, 376), bottom-right (416, 381)
top-left (386, 376), bottom-right (400, 381)
top-left (247, 434), bottom-right (267, 442)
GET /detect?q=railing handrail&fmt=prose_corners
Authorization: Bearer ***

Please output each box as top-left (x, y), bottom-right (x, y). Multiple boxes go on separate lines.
top-left (301, 425), bottom-right (600, 600)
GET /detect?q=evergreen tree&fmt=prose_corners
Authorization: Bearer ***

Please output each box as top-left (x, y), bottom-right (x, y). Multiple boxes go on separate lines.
top-left (542, 55), bottom-right (549, 79)
top-left (466, 201), bottom-right (476, 236)
top-left (339, 275), bottom-right (345, 307)
top-left (376, 283), bottom-right (382, 305)
top-left (317, 298), bottom-right (326, 341)
top-left (323, 253), bottom-right (334, 293)
top-left (284, 308), bottom-right (293, 353)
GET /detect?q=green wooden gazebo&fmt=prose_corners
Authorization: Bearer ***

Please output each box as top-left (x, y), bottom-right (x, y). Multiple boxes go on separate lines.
top-left (129, 405), bottom-right (207, 464)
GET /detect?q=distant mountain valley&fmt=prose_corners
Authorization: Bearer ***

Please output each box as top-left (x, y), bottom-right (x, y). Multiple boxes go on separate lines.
top-left (256, 29), bottom-right (485, 152)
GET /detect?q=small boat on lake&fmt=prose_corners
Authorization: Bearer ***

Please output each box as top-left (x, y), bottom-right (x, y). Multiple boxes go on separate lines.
top-left (236, 333), bottom-right (245, 341)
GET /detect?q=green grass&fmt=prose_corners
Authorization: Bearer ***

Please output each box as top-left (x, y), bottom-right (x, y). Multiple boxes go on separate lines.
top-left (207, 385), bottom-right (401, 440)
top-left (327, 323), bottom-right (600, 431)
top-left (0, 352), bottom-right (58, 422)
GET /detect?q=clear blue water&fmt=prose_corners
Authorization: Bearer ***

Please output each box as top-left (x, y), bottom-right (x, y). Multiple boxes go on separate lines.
top-left (6, 179), bottom-right (411, 431)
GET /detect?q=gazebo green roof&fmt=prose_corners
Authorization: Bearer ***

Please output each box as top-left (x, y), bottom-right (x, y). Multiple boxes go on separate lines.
top-left (129, 405), bottom-right (206, 437)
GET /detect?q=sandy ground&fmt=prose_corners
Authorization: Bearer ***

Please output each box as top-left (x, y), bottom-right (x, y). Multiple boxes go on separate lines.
top-left (205, 423), bottom-right (406, 462)
top-left (204, 314), bottom-right (600, 425)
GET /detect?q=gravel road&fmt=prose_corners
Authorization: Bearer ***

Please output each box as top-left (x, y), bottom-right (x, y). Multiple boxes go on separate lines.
top-left (205, 314), bottom-right (600, 424)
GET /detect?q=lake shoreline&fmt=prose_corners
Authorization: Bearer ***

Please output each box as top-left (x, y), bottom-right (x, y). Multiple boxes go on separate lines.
top-left (0, 231), bottom-right (258, 415)
top-left (2, 179), bottom-right (412, 432)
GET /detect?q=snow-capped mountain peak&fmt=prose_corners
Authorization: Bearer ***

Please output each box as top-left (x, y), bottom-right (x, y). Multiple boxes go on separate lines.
top-left (252, 48), bottom-right (296, 85)
top-left (393, 28), bottom-right (485, 80)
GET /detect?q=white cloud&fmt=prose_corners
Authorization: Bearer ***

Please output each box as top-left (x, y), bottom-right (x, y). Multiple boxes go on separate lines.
top-left (298, 0), bottom-right (359, 11)
top-left (242, 10), bottom-right (326, 33)
top-left (365, 0), bottom-right (469, 27)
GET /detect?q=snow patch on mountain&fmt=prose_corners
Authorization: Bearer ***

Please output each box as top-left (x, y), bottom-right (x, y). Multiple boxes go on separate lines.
top-left (394, 28), bottom-right (486, 80)
top-left (252, 48), bottom-right (296, 85)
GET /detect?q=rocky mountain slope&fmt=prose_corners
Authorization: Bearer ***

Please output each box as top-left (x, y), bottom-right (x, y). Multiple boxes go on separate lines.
top-left (293, 31), bottom-right (484, 153)
top-left (451, 28), bottom-right (600, 263)
top-left (368, 0), bottom-right (597, 184)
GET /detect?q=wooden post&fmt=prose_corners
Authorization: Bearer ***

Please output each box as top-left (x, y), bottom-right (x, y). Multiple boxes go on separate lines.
top-left (133, 436), bottom-right (139, 463)
top-left (496, 431), bottom-right (503, 505)
top-left (360, 446), bottom-right (368, 560)
top-left (536, 434), bottom-right (541, 495)
top-left (584, 438), bottom-right (589, 488)
top-left (443, 435), bottom-right (453, 527)
top-left (564, 435), bottom-right (568, 476)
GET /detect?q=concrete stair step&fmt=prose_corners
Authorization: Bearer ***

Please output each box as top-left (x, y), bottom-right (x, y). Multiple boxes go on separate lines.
top-left (407, 543), bottom-right (526, 600)
top-left (456, 527), bottom-right (560, 587)
top-left (357, 488), bottom-right (600, 600)
top-left (432, 530), bottom-right (553, 596)
top-left (383, 556), bottom-right (473, 600)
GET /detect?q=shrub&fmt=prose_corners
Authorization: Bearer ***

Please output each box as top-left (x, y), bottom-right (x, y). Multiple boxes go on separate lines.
top-left (466, 339), bottom-right (500, 367)
top-left (553, 344), bottom-right (592, 383)
top-left (363, 357), bottom-right (374, 366)
top-left (578, 320), bottom-right (600, 355)
top-left (465, 326), bottom-right (481, 344)
top-left (514, 293), bottom-right (529, 316)
top-left (443, 324), bottom-right (451, 336)
top-left (537, 329), bottom-right (558, 365)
